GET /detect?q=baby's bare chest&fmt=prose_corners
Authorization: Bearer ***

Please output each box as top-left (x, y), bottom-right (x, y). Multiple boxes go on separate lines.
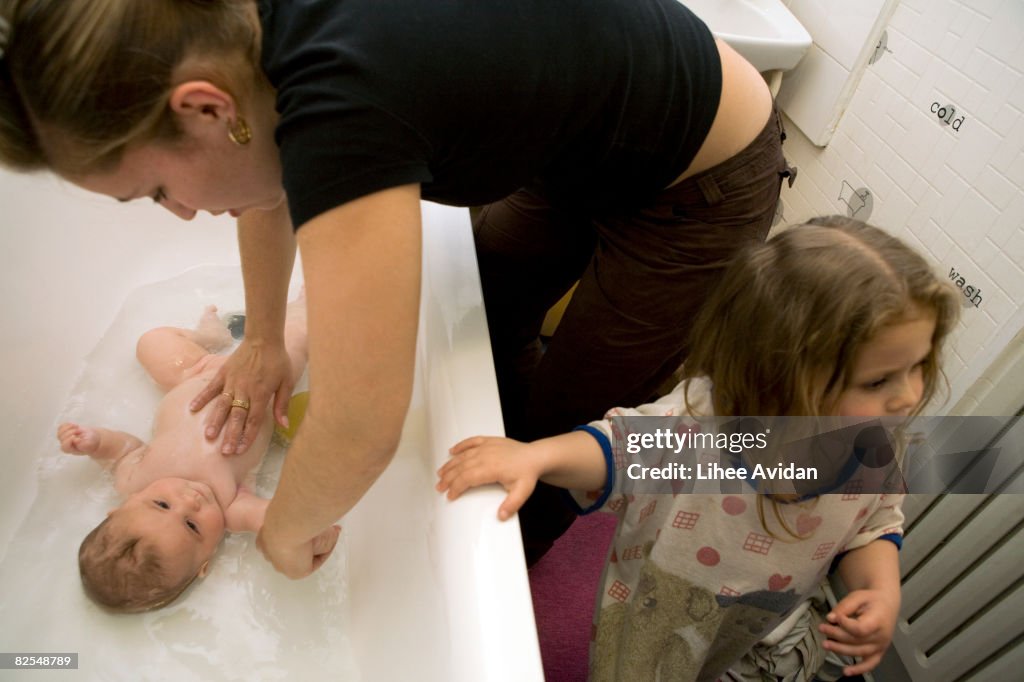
top-left (126, 377), bottom-right (272, 494)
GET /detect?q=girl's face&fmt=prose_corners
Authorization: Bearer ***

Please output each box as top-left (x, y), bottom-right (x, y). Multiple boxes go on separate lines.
top-left (830, 311), bottom-right (938, 417)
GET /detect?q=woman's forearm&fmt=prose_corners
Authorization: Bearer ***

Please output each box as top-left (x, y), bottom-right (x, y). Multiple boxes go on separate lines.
top-left (237, 202), bottom-right (296, 344)
top-left (262, 185), bottom-right (422, 540)
top-left (261, 408), bottom-right (404, 540)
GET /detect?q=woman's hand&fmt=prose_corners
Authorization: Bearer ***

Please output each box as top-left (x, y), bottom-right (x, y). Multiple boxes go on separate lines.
top-left (819, 588), bottom-right (899, 676)
top-left (190, 338), bottom-right (295, 455)
top-left (437, 436), bottom-right (544, 521)
top-left (256, 521), bottom-right (342, 579)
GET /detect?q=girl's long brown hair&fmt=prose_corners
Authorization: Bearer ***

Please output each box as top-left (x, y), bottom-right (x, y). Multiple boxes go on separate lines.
top-left (683, 216), bottom-right (960, 419)
top-left (681, 216), bottom-right (961, 538)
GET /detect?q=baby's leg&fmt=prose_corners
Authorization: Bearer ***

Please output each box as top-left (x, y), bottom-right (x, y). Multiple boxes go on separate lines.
top-left (136, 306), bottom-right (234, 391)
top-left (283, 289), bottom-right (309, 383)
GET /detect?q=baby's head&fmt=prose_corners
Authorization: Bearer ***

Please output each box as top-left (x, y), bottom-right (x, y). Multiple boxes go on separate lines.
top-left (684, 216), bottom-right (960, 417)
top-left (79, 478), bottom-right (226, 612)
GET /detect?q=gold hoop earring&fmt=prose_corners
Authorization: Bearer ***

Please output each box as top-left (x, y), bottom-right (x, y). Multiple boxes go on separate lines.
top-left (228, 117), bottom-right (252, 146)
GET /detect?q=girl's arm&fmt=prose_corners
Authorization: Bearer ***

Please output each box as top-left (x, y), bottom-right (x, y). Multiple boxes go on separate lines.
top-left (822, 538), bottom-right (902, 676)
top-left (835, 536), bottom-right (901, 596)
top-left (437, 430), bottom-right (607, 520)
top-left (256, 184), bottom-right (422, 579)
top-left (190, 201), bottom-right (298, 455)
top-left (437, 384), bottom-right (696, 519)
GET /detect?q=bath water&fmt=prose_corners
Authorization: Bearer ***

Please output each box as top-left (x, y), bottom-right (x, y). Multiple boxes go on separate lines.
top-left (0, 267), bottom-right (359, 681)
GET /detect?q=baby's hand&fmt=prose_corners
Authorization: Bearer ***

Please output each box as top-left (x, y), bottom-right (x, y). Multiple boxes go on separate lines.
top-left (820, 588), bottom-right (899, 676)
top-left (436, 436), bottom-right (542, 521)
top-left (57, 423), bottom-right (100, 456)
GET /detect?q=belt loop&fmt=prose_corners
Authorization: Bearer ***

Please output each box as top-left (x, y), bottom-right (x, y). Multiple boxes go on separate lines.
top-left (780, 165), bottom-right (798, 188)
top-left (773, 104), bottom-right (787, 143)
top-left (696, 174), bottom-right (725, 206)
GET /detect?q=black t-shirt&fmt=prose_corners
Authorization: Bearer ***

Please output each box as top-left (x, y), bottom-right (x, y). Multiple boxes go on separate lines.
top-left (258, 0), bottom-right (721, 228)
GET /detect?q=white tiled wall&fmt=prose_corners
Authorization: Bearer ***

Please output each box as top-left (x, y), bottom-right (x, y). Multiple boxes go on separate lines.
top-left (777, 0), bottom-right (1024, 414)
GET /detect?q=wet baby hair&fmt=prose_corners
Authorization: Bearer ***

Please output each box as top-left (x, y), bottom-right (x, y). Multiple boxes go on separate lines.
top-left (0, 0), bottom-right (262, 174)
top-left (78, 517), bottom-right (198, 613)
top-left (682, 215), bottom-right (961, 419)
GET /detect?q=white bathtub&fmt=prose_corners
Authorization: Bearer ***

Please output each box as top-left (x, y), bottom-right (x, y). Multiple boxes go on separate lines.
top-left (0, 172), bottom-right (543, 681)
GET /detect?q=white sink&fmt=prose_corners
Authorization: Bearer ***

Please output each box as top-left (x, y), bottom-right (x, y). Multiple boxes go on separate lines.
top-left (681, 0), bottom-right (812, 72)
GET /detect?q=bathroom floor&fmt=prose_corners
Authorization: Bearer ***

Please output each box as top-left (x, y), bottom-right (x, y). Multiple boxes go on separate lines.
top-left (530, 513), bottom-right (617, 681)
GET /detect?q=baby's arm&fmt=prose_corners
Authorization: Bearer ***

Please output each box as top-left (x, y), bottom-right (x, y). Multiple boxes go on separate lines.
top-left (224, 488), bottom-right (270, 533)
top-left (57, 422), bottom-right (145, 465)
top-left (436, 430), bottom-right (606, 521)
top-left (821, 539), bottom-right (901, 676)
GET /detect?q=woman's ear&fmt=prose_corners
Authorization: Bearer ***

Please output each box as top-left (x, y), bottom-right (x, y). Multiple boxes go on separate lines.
top-left (168, 81), bottom-right (238, 125)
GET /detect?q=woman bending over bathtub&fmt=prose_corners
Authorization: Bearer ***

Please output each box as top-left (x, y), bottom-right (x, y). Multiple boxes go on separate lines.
top-left (437, 217), bottom-right (961, 681)
top-left (57, 296), bottom-right (339, 612)
top-left (1, 0), bottom-right (786, 573)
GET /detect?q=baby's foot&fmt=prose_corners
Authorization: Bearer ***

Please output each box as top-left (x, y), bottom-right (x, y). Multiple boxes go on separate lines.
top-left (199, 304), bottom-right (220, 325)
top-left (195, 305), bottom-right (233, 351)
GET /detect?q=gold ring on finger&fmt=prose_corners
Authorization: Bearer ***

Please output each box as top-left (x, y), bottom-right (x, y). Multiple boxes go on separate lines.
top-left (231, 398), bottom-right (251, 410)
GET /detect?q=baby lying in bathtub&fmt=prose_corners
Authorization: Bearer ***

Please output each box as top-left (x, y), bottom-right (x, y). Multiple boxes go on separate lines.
top-left (57, 296), bottom-right (339, 612)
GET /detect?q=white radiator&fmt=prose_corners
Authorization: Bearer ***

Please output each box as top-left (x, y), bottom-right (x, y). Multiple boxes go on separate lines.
top-left (891, 417), bottom-right (1024, 681)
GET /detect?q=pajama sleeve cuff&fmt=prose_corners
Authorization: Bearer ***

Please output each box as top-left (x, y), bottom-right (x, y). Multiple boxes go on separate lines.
top-left (562, 425), bottom-right (615, 515)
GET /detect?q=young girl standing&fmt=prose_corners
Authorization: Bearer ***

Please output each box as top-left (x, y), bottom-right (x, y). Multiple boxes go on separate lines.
top-left (438, 216), bottom-right (961, 681)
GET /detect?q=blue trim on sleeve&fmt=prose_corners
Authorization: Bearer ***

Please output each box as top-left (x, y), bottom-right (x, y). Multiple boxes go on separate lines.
top-left (828, 534), bottom-right (903, 574)
top-left (561, 425), bottom-right (615, 515)
top-left (878, 532), bottom-right (903, 549)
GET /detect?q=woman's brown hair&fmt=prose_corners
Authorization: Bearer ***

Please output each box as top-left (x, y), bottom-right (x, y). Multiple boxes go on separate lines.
top-left (0, 0), bottom-right (261, 175)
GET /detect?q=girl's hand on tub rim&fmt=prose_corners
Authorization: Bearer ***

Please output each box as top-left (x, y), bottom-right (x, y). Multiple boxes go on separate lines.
top-left (437, 436), bottom-right (543, 521)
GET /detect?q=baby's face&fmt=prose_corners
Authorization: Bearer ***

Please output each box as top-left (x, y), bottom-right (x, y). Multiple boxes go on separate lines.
top-left (112, 478), bottom-right (227, 581)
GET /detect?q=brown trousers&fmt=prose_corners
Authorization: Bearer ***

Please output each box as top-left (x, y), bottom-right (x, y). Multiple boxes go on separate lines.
top-left (473, 107), bottom-right (790, 565)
